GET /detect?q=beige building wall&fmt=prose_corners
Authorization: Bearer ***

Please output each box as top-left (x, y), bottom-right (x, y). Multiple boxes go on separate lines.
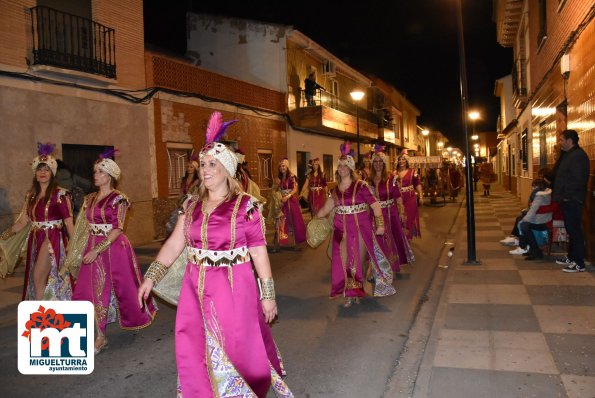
top-left (0, 0), bottom-right (144, 89)
top-left (0, 82), bottom-right (154, 243)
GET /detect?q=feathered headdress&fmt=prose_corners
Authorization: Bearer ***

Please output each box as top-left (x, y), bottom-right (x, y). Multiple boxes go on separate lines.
top-left (96, 147), bottom-right (121, 180)
top-left (205, 112), bottom-right (238, 145)
top-left (32, 142), bottom-right (58, 175)
top-left (199, 111), bottom-right (239, 176)
top-left (338, 141), bottom-right (356, 171)
top-left (372, 143), bottom-right (389, 166)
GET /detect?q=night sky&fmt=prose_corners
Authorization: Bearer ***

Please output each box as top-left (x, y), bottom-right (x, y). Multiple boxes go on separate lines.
top-left (144, 0), bottom-right (513, 148)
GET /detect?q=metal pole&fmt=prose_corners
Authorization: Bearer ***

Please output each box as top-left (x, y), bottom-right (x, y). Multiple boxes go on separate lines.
top-left (356, 106), bottom-right (360, 163)
top-left (473, 121), bottom-right (478, 192)
top-left (456, 0), bottom-right (480, 265)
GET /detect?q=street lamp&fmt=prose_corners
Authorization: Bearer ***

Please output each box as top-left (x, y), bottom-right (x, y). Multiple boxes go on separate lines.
top-left (468, 111), bottom-right (480, 192)
top-left (350, 90), bottom-right (365, 161)
top-left (422, 129), bottom-right (430, 155)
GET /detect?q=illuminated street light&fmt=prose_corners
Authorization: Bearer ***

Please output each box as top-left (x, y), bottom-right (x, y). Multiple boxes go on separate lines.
top-left (468, 111), bottom-right (481, 193)
top-left (350, 90), bottom-right (365, 161)
top-left (421, 129), bottom-right (430, 155)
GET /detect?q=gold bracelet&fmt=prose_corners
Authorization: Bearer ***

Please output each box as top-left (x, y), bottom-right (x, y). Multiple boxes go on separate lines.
top-left (257, 278), bottom-right (275, 301)
top-left (375, 215), bottom-right (385, 228)
top-left (0, 229), bottom-right (16, 240)
top-left (144, 260), bottom-right (169, 285)
top-left (94, 239), bottom-right (112, 254)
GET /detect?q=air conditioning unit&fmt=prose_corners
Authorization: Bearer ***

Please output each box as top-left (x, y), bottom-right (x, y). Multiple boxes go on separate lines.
top-left (322, 60), bottom-right (336, 77)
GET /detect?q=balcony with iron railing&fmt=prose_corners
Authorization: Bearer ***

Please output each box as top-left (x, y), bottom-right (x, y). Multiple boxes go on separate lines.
top-left (30, 6), bottom-right (116, 79)
top-left (289, 88), bottom-right (382, 141)
top-left (511, 57), bottom-right (528, 109)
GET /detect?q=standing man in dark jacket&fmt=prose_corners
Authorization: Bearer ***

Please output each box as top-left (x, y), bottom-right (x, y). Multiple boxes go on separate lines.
top-left (553, 130), bottom-right (590, 272)
top-left (304, 72), bottom-right (324, 107)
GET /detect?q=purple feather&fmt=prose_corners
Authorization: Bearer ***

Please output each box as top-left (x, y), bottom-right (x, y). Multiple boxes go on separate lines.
top-left (37, 142), bottom-right (55, 156)
top-left (205, 112), bottom-right (238, 144)
top-left (99, 148), bottom-right (120, 160)
top-left (340, 141), bottom-right (352, 156)
top-left (374, 143), bottom-right (385, 153)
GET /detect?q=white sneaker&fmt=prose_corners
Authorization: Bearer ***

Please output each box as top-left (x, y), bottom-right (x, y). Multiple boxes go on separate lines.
top-left (500, 236), bottom-right (519, 246)
top-left (509, 246), bottom-right (529, 255)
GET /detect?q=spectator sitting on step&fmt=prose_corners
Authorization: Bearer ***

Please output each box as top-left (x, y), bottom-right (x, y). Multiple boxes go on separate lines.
top-left (500, 167), bottom-right (551, 246)
top-left (508, 178), bottom-right (552, 260)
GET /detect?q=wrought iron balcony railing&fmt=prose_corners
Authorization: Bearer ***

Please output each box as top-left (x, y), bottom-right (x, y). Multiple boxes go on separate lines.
top-left (30, 6), bottom-right (116, 79)
top-left (511, 57), bottom-right (527, 108)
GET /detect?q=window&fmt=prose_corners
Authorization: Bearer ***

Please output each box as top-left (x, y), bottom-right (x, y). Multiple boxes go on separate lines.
top-left (166, 143), bottom-right (193, 198)
top-left (394, 111), bottom-right (402, 140)
top-left (329, 80), bottom-right (339, 109)
top-left (62, 143), bottom-right (112, 183)
top-left (521, 128), bottom-right (528, 171)
top-left (257, 150), bottom-right (273, 189)
top-left (537, 0), bottom-right (547, 48)
top-left (539, 122), bottom-right (547, 169)
top-left (323, 154), bottom-right (334, 182)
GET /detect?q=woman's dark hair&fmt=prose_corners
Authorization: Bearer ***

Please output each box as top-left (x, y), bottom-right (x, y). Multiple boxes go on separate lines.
top-left (307, 161), bottom-right (324, 179)
top-left (28, 164), bottom-right (58, 214)
top-left (538, 167), bottom-right (553, 186)
top-left (182, 166), bottom-right (199, 185)
top-left (531, 178), bottom-right (547, 191)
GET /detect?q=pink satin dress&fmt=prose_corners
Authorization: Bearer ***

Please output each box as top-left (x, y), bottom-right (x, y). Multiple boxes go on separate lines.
top-left (400, 169), bottom-right (421, 240)
top-left (329, 180), bottom-right (396, 299)
top-left (307, 173), bottom-right (327, 216)
top-left (23, 188), bottom-right (73, 300)
top-left (175, 193), bottom-right (292, 398)
top-left (278, 176), bottom-right (306, 245)
top-left (72, 191), bottom-right (156, 337)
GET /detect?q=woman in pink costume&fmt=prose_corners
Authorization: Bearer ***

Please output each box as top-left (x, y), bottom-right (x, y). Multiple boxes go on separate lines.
top-left (277, 158), bottom-right (306, 248)
top-left (181, 155), bottom-right (200, 196)
top-left (72, 150), bottom-right (156, 354)
top-left (396, 154), bottom-right (422, 240)
top-left (368, 149), bottom-right (415, 269)
top-left (316, 142), bottom-right (396, 308)
top-left (302, 157), bottom-right (327, 216)
top-left (3, 143), bottom-right (74, 301)
top-left (138, 112), bottom-right (292, 398)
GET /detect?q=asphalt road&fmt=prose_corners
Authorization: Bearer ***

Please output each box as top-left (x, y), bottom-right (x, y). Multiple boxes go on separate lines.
top-left (0, 198), bottom-right (462, 398)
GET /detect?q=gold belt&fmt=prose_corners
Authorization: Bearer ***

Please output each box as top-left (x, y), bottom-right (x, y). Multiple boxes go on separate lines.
top-left (188, 246), bottom-right (250, 267)
top-left (311, 186), bottom-right (324, 191)
top-left (335, 203), bottom-right (368, 215)
top-left (32, 220), bottom-right (63, 230)
top-left (89, 223), bottom-right (113, 236)
top-left (379, 199), bottom-right (395, 208)
top-left (401, 185), bottom-right (415, 193)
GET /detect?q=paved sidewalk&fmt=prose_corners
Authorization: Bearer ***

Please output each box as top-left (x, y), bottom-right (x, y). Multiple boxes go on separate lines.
top-left (403, 185), bottom-right (595, 398)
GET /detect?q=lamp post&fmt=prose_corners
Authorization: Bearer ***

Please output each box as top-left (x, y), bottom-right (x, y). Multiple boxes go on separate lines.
top-left (456, 0), bottom-right (480, 265)
top-left (469, 112), bottom-right (480, 191)
top-left (422, 129), bottom-right (430, 155)
top-left (350, 90), bottom-right (365, 162)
